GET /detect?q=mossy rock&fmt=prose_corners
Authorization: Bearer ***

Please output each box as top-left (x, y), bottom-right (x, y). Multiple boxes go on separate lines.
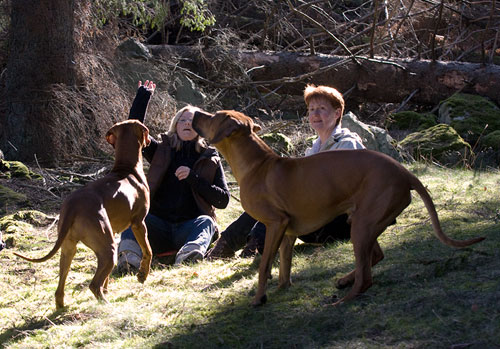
top-left (400, 124), bottom-right (472, 166)
top-left (0, 160), bottom-right (42, 180)
top-left (0, 210), bottom-right (51, 248)
top-left (0, 184), bottom-right (28, 214)
top-left (438, 93), bottom-right (500, 146)
top-left (386, 111), bottom-right (437, 131)
top-left (481, 130), bottom-right (500, 149)
top-left (261, 132), bottom-right (294, 156)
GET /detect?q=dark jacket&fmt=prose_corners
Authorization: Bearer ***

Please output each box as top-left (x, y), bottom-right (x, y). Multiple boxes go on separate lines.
top-left (128, 86), bottom-right (230, 223)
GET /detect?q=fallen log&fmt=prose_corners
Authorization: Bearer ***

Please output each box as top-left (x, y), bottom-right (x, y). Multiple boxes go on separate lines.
top-left (149, 45), bottom-right (500, 106)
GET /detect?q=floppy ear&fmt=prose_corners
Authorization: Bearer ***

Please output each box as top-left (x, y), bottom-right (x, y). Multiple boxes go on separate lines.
top-left (139, 124), bottom-right (151, 147)
top-left (211, 117), bottom-right (241, 144)
top-left (106, 128), bottom-right (116, 146)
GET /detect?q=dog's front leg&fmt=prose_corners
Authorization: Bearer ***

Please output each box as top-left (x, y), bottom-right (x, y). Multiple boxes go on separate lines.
top-left (278, 235), bottom-right (296, 289)
top-left (252, 216), bottom-right (289, 307)
top-left (131, 221), bottom-right (152, 283)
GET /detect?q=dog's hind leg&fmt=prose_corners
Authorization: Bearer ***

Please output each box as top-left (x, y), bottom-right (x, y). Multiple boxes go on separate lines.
top-left (55, 239), bottom-right (77, 309)
top-left (84, 219), bottom-right (116, 303)
top-left (333, 222), bottom-right (377, 305)
top-left (89, 243), bottom-right (115, 303)
top-left (252, 216), bottom-right (289, 307)
top-left (336, 240), bottom-right (384, 290)
top-left (278, 235), bottom-right (297, 289)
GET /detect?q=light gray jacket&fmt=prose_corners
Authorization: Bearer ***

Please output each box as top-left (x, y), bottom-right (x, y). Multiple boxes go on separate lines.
top-left (305, 125), bottom-right (365, 156)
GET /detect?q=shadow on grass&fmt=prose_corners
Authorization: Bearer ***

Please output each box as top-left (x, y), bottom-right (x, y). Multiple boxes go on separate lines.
top-left (156, 213), bottom-right (499, 348)
top-left (0, 308), bottom-right (96, 345)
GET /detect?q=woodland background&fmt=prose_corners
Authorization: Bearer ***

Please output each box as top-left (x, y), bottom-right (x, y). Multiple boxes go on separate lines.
top-left (1, 2), bottom-right (500, 347)
top-left (0, 0), bottom-right (499, 165)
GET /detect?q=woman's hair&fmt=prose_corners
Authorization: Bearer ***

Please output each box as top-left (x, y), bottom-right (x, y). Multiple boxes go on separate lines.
top-left (166, 105), bottom-right (208, 152)
top-left (303, 84), bottom-right (345, 117)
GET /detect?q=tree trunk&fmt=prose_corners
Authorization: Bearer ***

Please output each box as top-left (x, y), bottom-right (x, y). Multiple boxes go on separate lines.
top-left (1, 0), bottom-right (75, 165)
top-left (150, 45), bottom-right (500, 107)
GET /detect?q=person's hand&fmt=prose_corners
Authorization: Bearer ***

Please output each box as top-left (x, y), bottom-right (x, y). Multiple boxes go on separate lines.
top-left (175, 166), bottom-right (191, 180)
top-left (138, 80), bottom-right (156, 95)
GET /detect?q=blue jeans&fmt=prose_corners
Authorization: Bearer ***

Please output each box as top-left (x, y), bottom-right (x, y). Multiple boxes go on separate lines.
top-left (119, 213), bottom-right (215, 257)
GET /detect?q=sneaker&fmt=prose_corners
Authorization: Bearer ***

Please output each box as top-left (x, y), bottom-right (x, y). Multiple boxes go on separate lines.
top-left (175, 249), bottom-right (204, 265)
top-left (115, 250), bottom-right (141, 275)
top-left (205, 236), bottom-right (235, 260)
top-left (240, 235), bottom-right (264, 258)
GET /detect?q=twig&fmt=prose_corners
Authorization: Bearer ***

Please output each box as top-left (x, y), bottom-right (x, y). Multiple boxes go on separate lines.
top-left (395, 89), bottom-right (420, 112)
top-left (286, 0), bottom-right (361, 65)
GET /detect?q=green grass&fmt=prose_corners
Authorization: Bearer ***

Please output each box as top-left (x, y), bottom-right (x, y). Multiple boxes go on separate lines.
top-left (1, 164), bottom-right (499, 348)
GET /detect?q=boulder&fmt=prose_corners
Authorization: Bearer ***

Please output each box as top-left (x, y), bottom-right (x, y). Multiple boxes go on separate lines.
top-left (386, 111), bottom-right (437, 132)
top-left (117, 38), bottom-right (153, 60)
top-left (438, 93), bottom-right (500, 146)
top-left (261, 132), bottom-right (294, 156)
top-left (400, 124), bottom-right (472, 166)
top-left (173, 73), bottom-right (206, 106)
top-left (342, 112), bottom-right (403, 161)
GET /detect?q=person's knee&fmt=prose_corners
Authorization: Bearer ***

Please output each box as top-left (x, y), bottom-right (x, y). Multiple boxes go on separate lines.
top-left (196, 215), bottom-right (216, 232)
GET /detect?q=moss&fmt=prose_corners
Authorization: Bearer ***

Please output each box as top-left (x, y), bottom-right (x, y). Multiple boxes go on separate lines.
top-left (386, 111), bottom-right (437, 131)
top-left (261, 132), bottom-right (294, 156)
top-left (12, 210), bottom-right (50, 226)
top-left (400, 124), bottom-right (471, 165)
top-left (481, 130), bottom-right (500, 149)
top-left (0, 210), bottom-right (50, 236)
top-left (0, 184), bottom-right (28, 213)
top-left (438, 93), bottom-right (500, 146)
top-left (0, 160), bottom-right (43, 180)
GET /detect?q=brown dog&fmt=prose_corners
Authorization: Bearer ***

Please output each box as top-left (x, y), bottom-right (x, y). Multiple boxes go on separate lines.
top-left (14, 119), bottom-right (153, 309)
top-left (192, 110), bottom-right (485, 306)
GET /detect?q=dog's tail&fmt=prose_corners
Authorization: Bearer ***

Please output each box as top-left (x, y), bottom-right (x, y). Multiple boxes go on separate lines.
top-left (410, 174), bottom-right (485, 248)
top-left (14, 210), bottom-right (74, 263)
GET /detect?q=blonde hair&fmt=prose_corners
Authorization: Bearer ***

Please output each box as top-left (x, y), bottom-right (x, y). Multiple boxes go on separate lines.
top-left (304, 84), bottom-right (345, 121)
top-left (166, 105), bottom-right (208, 151)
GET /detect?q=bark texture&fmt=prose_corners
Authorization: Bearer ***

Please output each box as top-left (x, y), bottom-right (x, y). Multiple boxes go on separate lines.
top-left (1, 0), bottom-right (75, 164)
top-left (150, 45), bottom-right (500, 106)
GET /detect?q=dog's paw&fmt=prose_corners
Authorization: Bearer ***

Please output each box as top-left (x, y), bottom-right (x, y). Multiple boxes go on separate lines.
top-left (335, 278), bottom-right (352, 289)
top-left (251, 294), bottom-right (267, 307)
top-left (137, 270), bottom-right (147, 283)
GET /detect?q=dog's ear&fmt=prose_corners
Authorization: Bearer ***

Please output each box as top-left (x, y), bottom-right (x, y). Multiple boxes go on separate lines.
top-left (253, 124), bottom-right (262, 132)
top-left (139, 124), bottom-right (151, 147)
top-left (106, 129), bottom-right (116, 146)
top-left (210, 116), bottom-right (241, 144)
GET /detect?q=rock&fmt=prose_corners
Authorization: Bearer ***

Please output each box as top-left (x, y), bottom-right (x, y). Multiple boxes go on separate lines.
top-left (386, 111), bottom-right (437, 132)
top-left (173, 73), bottom-right (206, 106)
top-left (342, 112), bottom-right (403, 161)
top-left (482, 130), bottom-right (500, 149)
top-left (117, 38), bottom-right (153, 60)
top-left (0, 185), bottom-right (28, 215)
top-left (261, 132), bottom-right (294, 156)
top-left (400, 124), bottom-right (472, 166)
top-left (0, 160), bottom-right (41, 180)
top-left (438, 93), bottom-right (500, 146)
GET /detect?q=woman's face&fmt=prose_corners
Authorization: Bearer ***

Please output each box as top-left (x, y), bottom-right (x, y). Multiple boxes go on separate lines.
top-left (307, 97), bottom-right (341, 136)
top-left (176, 109), bottom-right (198, 141)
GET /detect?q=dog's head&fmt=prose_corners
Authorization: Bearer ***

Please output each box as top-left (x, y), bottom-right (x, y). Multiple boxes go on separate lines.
top-left (193, 110), bottom-right (261, 145)
top-left (106, 119), bottom-right (151, 148)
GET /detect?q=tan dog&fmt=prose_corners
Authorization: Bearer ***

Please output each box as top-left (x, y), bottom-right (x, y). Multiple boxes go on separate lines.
top-left (14, 119), bottom-right (153, 309)
top-left (192, 110), bottom-right (485, 306)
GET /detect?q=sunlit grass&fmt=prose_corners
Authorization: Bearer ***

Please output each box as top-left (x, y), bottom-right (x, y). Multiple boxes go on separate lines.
top-left (1, 164), bottom-right (499, 348)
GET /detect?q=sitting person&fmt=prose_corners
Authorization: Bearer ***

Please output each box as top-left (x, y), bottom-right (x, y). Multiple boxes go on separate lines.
top-left (117, 80), bottom-right (230, 272)
top-left (207, 84), bottom-right (364, 259)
